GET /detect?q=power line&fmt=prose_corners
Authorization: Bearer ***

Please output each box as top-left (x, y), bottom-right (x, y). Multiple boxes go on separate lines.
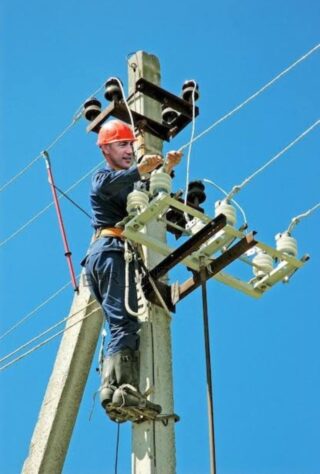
top-left (202, 178), bottom-right (247, 225)
top-left (0, 306), bottom-right (99, 372)
top-left (0, 277), bottom-right (77, 343)
top-left (1, 43), bottom-right (318, 245)
top-left (0, 114), bottom-right (81, 194)
top-left (287, 201), bottom-right (320, 234)
top-left (180, 43), bottom-right (320, 152)
top-left (0, 160), bottom-right (104, 248)
top-left (226, 119), bottom-right (320, 200)
top-left (0, 81), bottom-right (105, 194)
top-left (0, 300), bottom-right (97, 370)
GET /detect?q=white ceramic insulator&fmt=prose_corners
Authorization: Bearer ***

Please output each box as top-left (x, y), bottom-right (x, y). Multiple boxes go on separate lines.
top-left (252, 252), bottom-right (274, 277)
top-left (150, 170), bottom-right (172, 196)
top-left (127, 190), bottom-right (149, 215)
top-left (215, 200), bottom-right (237, 226)
top-left (275, 233), bottom-right (298, 257)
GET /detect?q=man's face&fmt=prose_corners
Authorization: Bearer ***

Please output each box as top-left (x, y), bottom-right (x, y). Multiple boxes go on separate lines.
top-left (101, 141), bottom-right (134, 170)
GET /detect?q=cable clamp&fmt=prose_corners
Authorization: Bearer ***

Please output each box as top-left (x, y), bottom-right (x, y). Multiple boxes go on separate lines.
top-left (155, 413), bottom-right (180, 426)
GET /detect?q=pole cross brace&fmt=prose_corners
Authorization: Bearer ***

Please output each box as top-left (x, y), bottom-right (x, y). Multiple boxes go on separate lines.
top-left (86, 78), bottom-right (199, 141)
top-left (177, 232), bottom-right (257, 302)
top-left (142, 214), bottom-right (227, 310)
top-left (144, 232), bottom-right (257, 308)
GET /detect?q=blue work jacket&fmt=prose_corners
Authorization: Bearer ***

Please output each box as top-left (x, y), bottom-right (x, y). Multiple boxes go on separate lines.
top-left (84, 162), bottom-right (141, 259)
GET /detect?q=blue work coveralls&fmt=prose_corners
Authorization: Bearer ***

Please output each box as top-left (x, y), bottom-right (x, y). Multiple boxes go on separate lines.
top-left (83, 163), bottom-right (142, 355)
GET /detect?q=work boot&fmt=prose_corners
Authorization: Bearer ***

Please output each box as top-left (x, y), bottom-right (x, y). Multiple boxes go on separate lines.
top-left (111, 349), bottom-right (162, 420)
top-left (99, 354), bottom-right (117, 408)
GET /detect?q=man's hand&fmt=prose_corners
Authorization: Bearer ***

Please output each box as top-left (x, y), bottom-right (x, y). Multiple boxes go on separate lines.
top-left (137, 154), bottom-right (164, 175)
top-left (165, 150), bottom-right (183, 173)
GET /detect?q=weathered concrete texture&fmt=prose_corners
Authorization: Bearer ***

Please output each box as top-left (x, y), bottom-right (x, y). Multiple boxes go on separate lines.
top-left (129, 51), bottom-right (176, 474)
top-left (22, 273), bottom-right (103, 474)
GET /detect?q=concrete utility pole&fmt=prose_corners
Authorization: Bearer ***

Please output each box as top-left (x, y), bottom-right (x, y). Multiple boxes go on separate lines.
top-left (22, 275), bottom-right (103, 473)
top-left (23, 51), bottom-right (175, 474)
top-left (128, 52), bottom-right (176, 474)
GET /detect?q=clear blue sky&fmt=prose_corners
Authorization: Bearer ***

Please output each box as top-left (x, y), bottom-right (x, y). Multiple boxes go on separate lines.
top-left (1, 1), bottom-right (319, 473)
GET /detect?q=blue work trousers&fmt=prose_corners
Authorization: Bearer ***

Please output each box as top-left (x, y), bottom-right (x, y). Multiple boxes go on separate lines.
top-left (85, 249), bottom-right (140, 355)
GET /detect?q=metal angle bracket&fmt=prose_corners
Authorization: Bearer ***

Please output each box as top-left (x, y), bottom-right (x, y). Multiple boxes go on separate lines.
top-left (86, 78), bottom-right (199, 141)
top-left (86, 100), bottom-right (171, 140)
top-left (123, 193), bottom-right (309, 300)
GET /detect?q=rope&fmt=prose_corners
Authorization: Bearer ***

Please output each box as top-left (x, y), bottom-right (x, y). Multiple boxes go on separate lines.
top-left (179, 43), bottom-right (320, 152)
top-left (0, 276), bottom-right (79, 343)
top-left (0, 300), bottom-right (96, 366)
top-left (0, 160), bottom-right (104, 248)
top-left (226, 119), bottom-right (320, 200)
top-left (0, 304), bottom-right (99, 372)
top-left (287, 201), bottom-right (320, 234)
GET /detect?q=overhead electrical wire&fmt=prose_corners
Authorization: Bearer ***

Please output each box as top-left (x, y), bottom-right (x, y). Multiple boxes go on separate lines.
top-left (0, 276), bottom-right (78, 343)
top-left (1, 43), bottom-right (318, 248)
top-left (0, 81), bottom-right (105, 194)
top-left (286, 201), bottom-right (320, 234)
top-left (225, 119), bottom-right (320, 200)
top-left (0, 299), bottom-right (96, 366)
top-left (179, 43), bottom-right (319, 152)
top-left (0, 114), bottom-right (80, 194)
top-left (0, 45), bottom-right (319, 361)
top-left (0, 160), bottom-right (104, 248)
top-left (202, 178), bottom-right (248, 225)
top-left (0, 301), bottom-right (99, 372)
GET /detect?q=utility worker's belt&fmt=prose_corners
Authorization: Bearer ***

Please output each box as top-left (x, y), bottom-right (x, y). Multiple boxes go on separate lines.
top-left (94, 227), bottom-right (124, 240)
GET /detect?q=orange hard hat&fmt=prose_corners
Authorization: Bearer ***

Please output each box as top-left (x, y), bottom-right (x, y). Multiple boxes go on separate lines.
top-left (97, 120), bottom-right (136, 146)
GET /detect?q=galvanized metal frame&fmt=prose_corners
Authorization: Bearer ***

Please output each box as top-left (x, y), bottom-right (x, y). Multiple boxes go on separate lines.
top-left (123, 192), bottom-right (308, 299)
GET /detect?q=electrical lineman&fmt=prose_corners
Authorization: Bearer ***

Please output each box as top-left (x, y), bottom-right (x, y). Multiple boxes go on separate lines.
top-left (82, 119), bottom-right (182, 422)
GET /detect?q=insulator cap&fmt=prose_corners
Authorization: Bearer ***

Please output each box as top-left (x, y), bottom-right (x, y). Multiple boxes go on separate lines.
top-left (104, 77), bottom-right (123, 102)
top-left (83, 98), bottom-right (102, 121)
top-left (182, 80), bottom-right (199, 102)
top-left (187, 181), bottom-right (206, 207)
top-left (162, 106), bottom-right (179, 125)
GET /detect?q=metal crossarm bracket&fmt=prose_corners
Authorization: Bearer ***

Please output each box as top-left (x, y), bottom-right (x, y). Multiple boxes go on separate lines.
top-left (123, 192), bottom-right (309, 299)
top-left (178, 232), bottom-right (257, 301)
top-left (86, 78), bottom-right (199, 141)
top-left (86, 100), bottom-right (171, 140)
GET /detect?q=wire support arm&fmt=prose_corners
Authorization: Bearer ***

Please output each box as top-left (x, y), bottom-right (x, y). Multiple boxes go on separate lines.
top-left (178, 232), bottom-right (257, 302)
top-left (148, 214), bottom-right (227, 282)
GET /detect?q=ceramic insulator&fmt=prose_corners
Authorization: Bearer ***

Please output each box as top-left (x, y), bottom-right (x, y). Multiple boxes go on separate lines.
top-left (215, 200), bottom-right (237, 226)
top-left (150, 170), bottom-right (172, 196)
top-left (127, 190), bottom-right (149, 215)
top-left (252, 252), bottom-right (274, 277)
top-left (275, 232), bottom-right (298, 257)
